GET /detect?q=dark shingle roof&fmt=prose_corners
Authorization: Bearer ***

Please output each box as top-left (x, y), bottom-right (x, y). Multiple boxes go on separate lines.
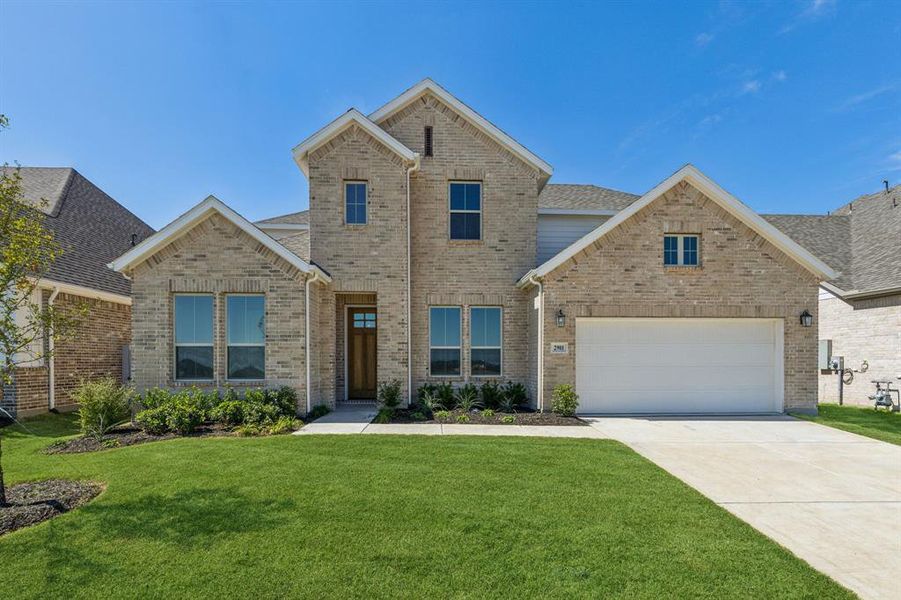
top-left (2, 167), bottom-right (155, 297)
top-left (256, 210), bottom-right (309, 225)
top-left (278, 230), bottom-right (310, 262)
top-left (762, 214), bottom-right (852, 289)
top-left (2, 166), bottom-right (74, 216)
top-left (539, 184), bottom-right (639, 211)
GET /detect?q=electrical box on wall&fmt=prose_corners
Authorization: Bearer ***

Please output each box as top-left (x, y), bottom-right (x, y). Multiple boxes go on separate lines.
top-left (818, 339), bottom-right (832, 370)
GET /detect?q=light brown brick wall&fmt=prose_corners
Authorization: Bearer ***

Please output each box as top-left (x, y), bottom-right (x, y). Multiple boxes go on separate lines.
top-left (378, 93), bottom-right (539, 397)
top-left (539, 181), bottom-right (820, 413)
top-left (818, 293), bottom-right (901, 406)
top-left (129, 213), bottom-right (312, 413)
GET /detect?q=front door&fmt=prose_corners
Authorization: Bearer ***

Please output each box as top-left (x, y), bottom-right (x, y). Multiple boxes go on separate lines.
top-left (347, 308), bottom-right (377, 399)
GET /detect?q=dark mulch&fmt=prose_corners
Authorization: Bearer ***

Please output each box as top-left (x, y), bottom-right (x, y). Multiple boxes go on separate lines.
top-left (0, 479), bottom-right (103, 536)
top-left (388, 408), bottom-right (586, 426)
top-left (44, 423), bottom-right (231, 455)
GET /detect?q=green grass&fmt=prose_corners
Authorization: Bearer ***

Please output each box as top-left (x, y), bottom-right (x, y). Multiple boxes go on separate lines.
top-left (793, 403), bottom-right (901, 445)
top-left (1, 414), bottom-right (851, 599)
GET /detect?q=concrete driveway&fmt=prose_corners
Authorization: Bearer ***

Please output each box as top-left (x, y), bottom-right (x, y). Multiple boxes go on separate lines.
top-left (585, 415), bottom-right (901, 600)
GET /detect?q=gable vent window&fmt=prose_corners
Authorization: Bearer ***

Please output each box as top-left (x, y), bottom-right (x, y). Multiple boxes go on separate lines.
top-left (424, 126), bottom-right (433, 157)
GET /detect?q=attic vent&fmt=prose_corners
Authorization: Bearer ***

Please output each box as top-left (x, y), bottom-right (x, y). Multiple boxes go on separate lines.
top-left (423, 126), bottom-right (433, 157)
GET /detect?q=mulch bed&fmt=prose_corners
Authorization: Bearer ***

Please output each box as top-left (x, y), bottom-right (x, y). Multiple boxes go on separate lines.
top-left (44, 423), bottom-right (231, 455)
top-left (388, 408), bottom-right (586, 426)
top-left (0, 479), bottom-right (103, 536)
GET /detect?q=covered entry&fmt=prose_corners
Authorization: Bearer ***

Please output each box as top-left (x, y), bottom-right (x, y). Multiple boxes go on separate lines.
top-left (575, 318), bottom-right (784, 414)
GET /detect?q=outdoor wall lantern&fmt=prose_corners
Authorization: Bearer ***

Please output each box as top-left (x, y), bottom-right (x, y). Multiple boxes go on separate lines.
top-left (556, 309), bottom-right (566, 328)
top-left (800, 310), bottom-right (813, 327)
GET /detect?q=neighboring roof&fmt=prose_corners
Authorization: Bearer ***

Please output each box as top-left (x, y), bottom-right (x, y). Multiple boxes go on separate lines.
top-left (539, 184), bottom-right (639, 213)
top-left (520, 164), bottom-right (838, 285)
top-left (108, 195), bottom-right (330, 282)
top-left (1, 166), bottom-right (74, 216)
top-left (255, 210), bottom-right (309, 225)
top-left (278, 230), bottom-right (310, 262)
top-left (762, 214), bottom-right (852, 290)
top-left (291, 109), bottom-right (417, 177)
top-left (2, 167), bottom-right (154, 297)
top-left (369, 78), bottom-right (553, 185)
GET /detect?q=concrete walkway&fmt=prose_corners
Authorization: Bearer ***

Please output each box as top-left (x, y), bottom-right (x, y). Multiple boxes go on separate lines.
top-left (584, 415), bottom-right (901, 600)
top-left (293, 404), bottom-right (378, 434)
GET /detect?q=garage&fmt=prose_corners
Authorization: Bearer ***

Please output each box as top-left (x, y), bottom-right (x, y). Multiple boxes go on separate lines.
top-left (575, 318), bottom-right (784, 414)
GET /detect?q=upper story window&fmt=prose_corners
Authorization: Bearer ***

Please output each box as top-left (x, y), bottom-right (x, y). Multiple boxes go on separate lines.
top-left (663, 235), bottom-right (699, 266)
top-left (174, 294), bottom-right (214, 381)
top-left (227, 295), bottom-right (265, 380)
top-left (449, 182), bottom-right (481, 240)
top-left (345, 182), bottom-right (367, 225)
top-left (470, 307), bottom-right (502, 377)
top-left (429, 306), bottom-right (461, 376)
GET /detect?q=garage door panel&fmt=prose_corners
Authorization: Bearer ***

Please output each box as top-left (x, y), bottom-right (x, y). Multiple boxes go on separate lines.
top-left (575, 318), bottom-right (782, 414)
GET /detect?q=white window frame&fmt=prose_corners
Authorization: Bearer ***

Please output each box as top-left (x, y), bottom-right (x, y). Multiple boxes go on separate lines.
top-left (448, 181), bottom-right (482, 240)
top-left (225, 293), bottom-right (266, 382)
top-left (173, 293), bottom-right (214, 382)
top-left (663, 234), bottom-right (700, 266)
top-left (429, 305), bottom-right (462, 377)
top-left (344, 181), bottom-right (368, 226)
top-left (470, 306), bottom-right (503, 378)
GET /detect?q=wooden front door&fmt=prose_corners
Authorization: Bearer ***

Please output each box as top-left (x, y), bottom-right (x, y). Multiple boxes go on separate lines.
top-left (347, 308), bottom-right (377, 399)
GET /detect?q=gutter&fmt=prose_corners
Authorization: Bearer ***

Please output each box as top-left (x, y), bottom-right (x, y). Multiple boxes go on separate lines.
top-left (304, 270), bottom-right (322, 414)
top-left (47, 286), bottom-right (60, 411)
top-left (527, 274), bottom-right (544, 412)
top-left (405, 155), bottom-right (421, 405)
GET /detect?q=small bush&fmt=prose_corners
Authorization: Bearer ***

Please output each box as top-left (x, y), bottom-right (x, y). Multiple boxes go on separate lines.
top-left (456, 413), bottom-right (470, 423)
top-left (480, 381), bottom-right (503, 409)
top-left (455, 383), bottom-right (481, 412)
top-left (378, 379), bottom-right (403, 409)
top-left (211, 400), bottom-right (245, 427)
top-left (411, 411), bottom-right (427, 421)
top-left (135, 406), bottom-right (169, 435)
top-left (267, 387), bottom-right (297, 416)
top-left (243, 401), bottom-right (281, 427)
top-left (434, 410), bottom-right (451, 421)
top-left (373, 407), bottom-right (393, 424)
top-left (500, 381), bottom-right (528, 412)
top-left (140, 387), bottom-right (172, 410)
top-left (417, 391), bottom-right (445, 417)
top-left (166, 399), bottom-right (204, 435)
top-left (501, 414), bottom-right (516, 424)
top-left (74, 378), bottom-right (133, 440)
top-left (482, 409), bottom-right (496, 419)
top-left (268, 416), bottom-right (302, 435)
top-left (551, 384), bottom-right (579, 417)
top-left (417, 383), bottom-right (437, 404)
top-left (307, 404), bottom-right (331, 420)
top-left (434, 382), bottom-right (455, 407)
top-left (235, 423), bottom-right (263, 437)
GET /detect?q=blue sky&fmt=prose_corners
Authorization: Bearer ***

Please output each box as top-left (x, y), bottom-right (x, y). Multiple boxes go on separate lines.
top-left (1, 0), bottom-right (899, 229)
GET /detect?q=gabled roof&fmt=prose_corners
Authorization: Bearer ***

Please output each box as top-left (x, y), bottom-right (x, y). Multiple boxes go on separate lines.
top-left (369, 78), bottom-right (553, 184)
top-left (519, 164), bottom-right (839, 286)
top-left (108, 195), bottom-right (330, 282)
top-left (539, 183), bottom-right (639, 213)
top-left (256, 210), bottom-right (309, 226)
top-left (291, 108), bottom-right (417, 177)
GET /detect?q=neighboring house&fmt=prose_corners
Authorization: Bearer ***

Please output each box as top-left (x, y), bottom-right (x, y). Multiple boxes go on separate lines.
top-left (764, 184), bottom-right (901, 406)
top-left (0, 167), bottom-right (154, 417)
top-left (110, 79), bottom-right (837, 415)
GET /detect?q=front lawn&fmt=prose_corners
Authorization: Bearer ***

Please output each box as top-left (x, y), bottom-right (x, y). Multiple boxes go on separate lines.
top-left (793, 403), bottom-right (901, 445)
top-left (1, 414), bottom-right (850, 598)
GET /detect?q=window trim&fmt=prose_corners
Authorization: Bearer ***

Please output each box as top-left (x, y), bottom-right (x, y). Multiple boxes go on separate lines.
top-left (428, 305), bottom-right (462, 378)
top-left (448, 181), bottom-right (482, 241)
top-left (173, 293), bottom-right (215, 382)
top-left (344, 181), bottom-right (368, 226)
top-left (225, 293), bottom-right (266, 382)
top-left (470, 306), bottom-right (503, 378)
top-left (663, 234), bottom-right (700, 267)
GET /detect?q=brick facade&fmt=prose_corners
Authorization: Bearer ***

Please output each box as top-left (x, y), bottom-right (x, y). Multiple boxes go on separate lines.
top-left (818, 293), bottom-right (901, 406)
top-left (537, 181), bottom-right (820, 413)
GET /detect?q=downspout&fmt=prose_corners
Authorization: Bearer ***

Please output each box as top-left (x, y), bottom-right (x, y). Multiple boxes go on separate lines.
top-left (405, 157), bottom-right (420, 405)
top-left (304, 270), bottom-right (321, 414)
top-left (47, 286), bottom-right (60, 411)
top-left (528, 275), bottom-right (544, 412)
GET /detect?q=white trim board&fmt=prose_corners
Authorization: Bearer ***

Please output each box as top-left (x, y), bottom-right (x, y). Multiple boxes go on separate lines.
top-left (291, 108), bottom-right (418, 178)
top-left (108, 195), bottom-right (331, 283)
top-left (520, 164), bottom-right (838, 286)
top-left (37, 278), bottom-right (132, 305)
top-left (369, 78), bottom-right (553, 183)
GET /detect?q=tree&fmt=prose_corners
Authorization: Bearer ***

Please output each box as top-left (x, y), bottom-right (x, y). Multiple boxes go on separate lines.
top-left (0, 115), bottom-right (81, 505)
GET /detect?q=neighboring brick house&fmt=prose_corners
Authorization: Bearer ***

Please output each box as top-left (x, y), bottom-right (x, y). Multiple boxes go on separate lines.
top-left (764, 184), bottom-right (901, 406)
top-left (1, 167), bottom-right (154, 417)
top-left (110, 79), bottom-right (838, 415)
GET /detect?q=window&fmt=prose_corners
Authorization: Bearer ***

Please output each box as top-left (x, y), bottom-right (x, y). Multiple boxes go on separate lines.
top-left (429, 307), bottom-right (461, 376)
top-left (227, 295), bottom-right (265, 380)
top-left (174, 295), bottom-right (214, 380)
top-left (449, 182), bottom-right (481, 240)
top-left (352, 311), bottom-right (376, 329)
top-left (471, 307), bottom-right (502, 377)
top-left (663, 235), bottom-right (700, 266)
top-left (345, 182), bottom-right (367, 225)
top-left (424, 125), bottom-right (433, 157)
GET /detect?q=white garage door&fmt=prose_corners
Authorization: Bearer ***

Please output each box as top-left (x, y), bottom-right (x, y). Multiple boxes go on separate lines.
top-left (575, 318), bottom-right (784, 414)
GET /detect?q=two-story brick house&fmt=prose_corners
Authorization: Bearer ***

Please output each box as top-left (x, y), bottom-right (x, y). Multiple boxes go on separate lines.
top-left (110, 79), bottom-right (837, 415)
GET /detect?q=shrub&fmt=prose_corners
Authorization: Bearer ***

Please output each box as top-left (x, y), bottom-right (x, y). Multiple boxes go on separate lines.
top-left (267, 387), bottom-right (297, 417)
top-left (74, 378), bottom-right (133, 440)
top-left (481, 408), bottom-right (496, 419)
top-left (410, 411), bottom-right (427, 421)
top-left (235, 423), bottom-right (263, 437)
top-left (434, 410), bottom-right (451, 421)
top-left (243, 401), bottom-right (281, 427)
top-left (135, 406), bottom-right (169, 435)
top-left (268, 416), bottom-right (302, 435)
top-left (434, 382), bottom-right (455, 407)
top-left (378, 379), bottom-right (402, 409)
top-left (500, 381), bottom-right (528, 412)
top-left (480, 381), bottom-right (503, 409)
top-left (454, 384), bottom-right (482, 412)
top-left (456, 413), bottom-right (470, 423)
top-left (417, 390), bottom-right (445, 417)
top-left (501, 414), bottom-right (516, 424)
top-left (417, 383), bottom-right (437, 404)
top-left (373, 407), bottom-right (393, 424)
top-left (166, 399), bottom-right (204, 435)
top-left (211, 400), bottom-right (245, 427)
top-left (140, 387), bottom-right (173, 410)
top-left (551, 384), bottom-right (579, 417)
top-left (307, 404), bottom-right (331, 420)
